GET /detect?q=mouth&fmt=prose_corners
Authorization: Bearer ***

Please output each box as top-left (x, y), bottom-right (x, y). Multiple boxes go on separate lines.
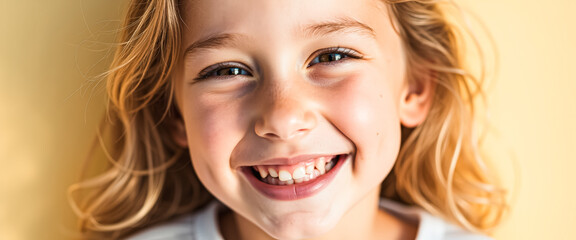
top-left (241, 154), bottom-right (349, 201)
top-left (250, 155), bottom-right (343, 185)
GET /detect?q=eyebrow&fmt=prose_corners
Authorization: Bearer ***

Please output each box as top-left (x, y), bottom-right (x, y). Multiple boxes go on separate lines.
top-left (302, 17), bottom-right (375, 39)
top-left (183, 18), bottom-right (375, 57)
top-left (184, 33), bottom-right (243, 56)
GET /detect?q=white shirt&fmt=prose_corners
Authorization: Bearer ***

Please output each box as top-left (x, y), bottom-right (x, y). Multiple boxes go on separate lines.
top-left (127, 200), bottom-right (492, 240)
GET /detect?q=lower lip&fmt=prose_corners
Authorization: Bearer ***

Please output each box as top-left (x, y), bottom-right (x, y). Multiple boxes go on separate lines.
top-left (241, 155), bottom-right (347, 201)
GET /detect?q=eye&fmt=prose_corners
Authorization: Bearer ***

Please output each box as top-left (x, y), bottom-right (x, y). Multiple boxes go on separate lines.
top-left (308, 47), bottom-right (363, 67)
top-left (195, 62), bottom-right (253, 80)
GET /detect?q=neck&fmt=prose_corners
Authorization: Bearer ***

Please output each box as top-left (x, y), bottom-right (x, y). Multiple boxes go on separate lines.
top-left (220, 188), bottom-right (417, 240)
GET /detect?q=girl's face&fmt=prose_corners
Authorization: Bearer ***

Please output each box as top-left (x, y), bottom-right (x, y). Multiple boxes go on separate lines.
top-left (173, 0), bottom-right (429, 238)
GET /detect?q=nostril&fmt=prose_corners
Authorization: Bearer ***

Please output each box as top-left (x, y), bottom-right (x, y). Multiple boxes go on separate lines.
top-left (260, 128), bottom-right (307, 140)
top-left (263, 132), bottom-right (281, 139)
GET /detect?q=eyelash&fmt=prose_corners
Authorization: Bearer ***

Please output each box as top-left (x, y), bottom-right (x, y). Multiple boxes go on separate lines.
top-left (307, 47), bottom-right (363, 67)
top-left (195, 62), bottom-right (252, 81)
top-left (195, 47), bottom-right (363, 80)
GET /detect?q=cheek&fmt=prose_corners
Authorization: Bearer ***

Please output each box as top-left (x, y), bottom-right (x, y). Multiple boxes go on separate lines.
top-left (328, 71), bottom-right (401, 141)
top-left (324, 71), bottom-right (402, 180)
top-left (180, 93), bottom-right (247, 183)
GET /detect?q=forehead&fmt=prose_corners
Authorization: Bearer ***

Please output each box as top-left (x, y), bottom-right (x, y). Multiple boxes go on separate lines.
top-left (180, 0), bottom-right (390, 44)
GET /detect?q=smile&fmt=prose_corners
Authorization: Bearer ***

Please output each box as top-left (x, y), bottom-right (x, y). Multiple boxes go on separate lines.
top-left (251, 155), bottom-right (339, 185)
top-left (242, 154), bottom-right (350, 201)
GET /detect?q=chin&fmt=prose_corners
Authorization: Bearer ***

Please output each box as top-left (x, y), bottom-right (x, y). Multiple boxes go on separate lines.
top-left (265, 223), bottom-right (335, 240)
top-left (257, 209), bottom-right (343, 240)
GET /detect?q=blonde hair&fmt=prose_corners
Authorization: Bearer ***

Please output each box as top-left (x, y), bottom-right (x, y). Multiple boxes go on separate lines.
top-left (381, 0), bottom-right (506, 232)
top-left (69, 0), bottom-right (506, 238)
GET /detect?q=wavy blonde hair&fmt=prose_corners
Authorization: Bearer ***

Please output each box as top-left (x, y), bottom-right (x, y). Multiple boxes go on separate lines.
top-left (69, 0), bottom-right (506, 238)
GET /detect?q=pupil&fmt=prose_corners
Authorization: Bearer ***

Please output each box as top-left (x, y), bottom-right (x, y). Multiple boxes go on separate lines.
top-left (321, 53), bottom-right (342, 62)
top-left (218, 67), bottom-right (242, 76)
top-left (229, 68), bottom-right (240, 75)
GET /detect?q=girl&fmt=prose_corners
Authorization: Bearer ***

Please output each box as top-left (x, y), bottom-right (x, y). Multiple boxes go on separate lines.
top-left (69, 0), bottom-right (506, 239)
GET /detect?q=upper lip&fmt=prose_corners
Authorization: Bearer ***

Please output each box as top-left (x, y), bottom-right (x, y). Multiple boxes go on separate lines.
top-left (246, 153), bottom-right (346, 167)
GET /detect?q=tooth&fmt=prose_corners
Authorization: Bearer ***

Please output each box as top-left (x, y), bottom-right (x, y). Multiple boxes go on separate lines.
top-left (325, 159), bottom-right (335, 171)
top-left (305, 163), bottom-right (314, 174)
top-left (315, 157), bottom-right (326, 174)
top-left (292, 166), bottom-right (305, 180)
top-left (258, 166), bottom-right (268, 179)
top-left (268, 168), bottom-right (278, 178)
top-left (310, 170), bottom-right (320, 179)
top-left (294, 178), bottom-right (303, 183)
top-left (278, 170), bottom-right (292, 181)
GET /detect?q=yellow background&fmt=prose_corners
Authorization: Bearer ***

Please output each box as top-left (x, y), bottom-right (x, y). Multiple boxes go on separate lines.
top-left (0, 0), bottom-right (574, 239)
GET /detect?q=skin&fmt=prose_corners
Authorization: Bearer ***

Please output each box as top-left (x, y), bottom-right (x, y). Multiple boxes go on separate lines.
top-left (172, 0), bottom-right (434, 239)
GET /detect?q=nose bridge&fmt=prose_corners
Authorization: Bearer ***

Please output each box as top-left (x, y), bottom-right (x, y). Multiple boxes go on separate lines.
top-left (254, 80), bottom-right (317, 141)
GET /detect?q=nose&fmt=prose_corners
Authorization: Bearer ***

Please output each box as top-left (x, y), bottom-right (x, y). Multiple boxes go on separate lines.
top-left (254, 86), bottom-right (317, 141)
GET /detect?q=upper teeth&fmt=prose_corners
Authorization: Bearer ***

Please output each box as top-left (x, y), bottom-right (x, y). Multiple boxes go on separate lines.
top-left (292, 167), bottom-right (306, 180)
top-left (259, 167), bottom-right (269, 179)
top-left (255, 156), bottom-right (339, 184)
top-left (268, 168), bottom-right (278, 178)
top-left (315, 158), bottom-right (326, 174)
top-left (279, 170), bottom-right (293, 181)
top-left (305, 163), bottom-right (314, 175)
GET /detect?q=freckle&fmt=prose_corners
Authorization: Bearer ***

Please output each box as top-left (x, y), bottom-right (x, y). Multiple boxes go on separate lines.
top-left (379, 94), bottom-right (383, 98)
top-left (376, 132), bottom-right (380, 136)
